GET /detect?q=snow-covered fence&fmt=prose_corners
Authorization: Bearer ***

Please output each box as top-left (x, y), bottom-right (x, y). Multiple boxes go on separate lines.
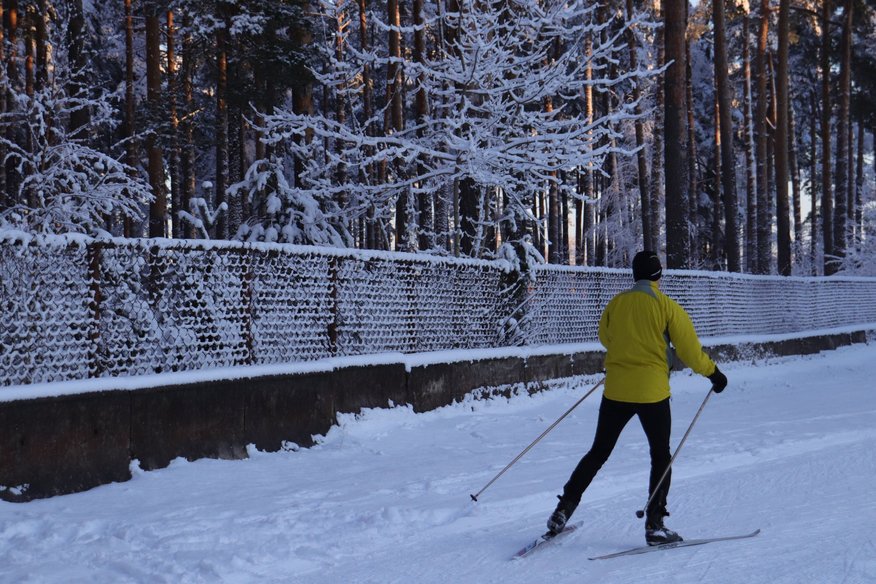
top-left (525, 265), bottom-right (876, 344)
top-left (2, 233), bottom-right (876, 388)
top-left (0, 234), bottom-right (510, 387)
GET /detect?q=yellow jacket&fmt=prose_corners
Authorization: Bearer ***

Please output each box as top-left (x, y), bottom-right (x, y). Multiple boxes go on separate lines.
top-left (598, 280), bottom-right (716, 403)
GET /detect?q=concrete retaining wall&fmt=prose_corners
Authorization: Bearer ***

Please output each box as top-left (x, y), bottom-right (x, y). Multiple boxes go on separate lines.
top-left (0, 329), bottom-right (869, 501)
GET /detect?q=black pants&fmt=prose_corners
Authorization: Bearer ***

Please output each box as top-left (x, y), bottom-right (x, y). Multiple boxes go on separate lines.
top-left (562, 396), bottom-right (672, 520)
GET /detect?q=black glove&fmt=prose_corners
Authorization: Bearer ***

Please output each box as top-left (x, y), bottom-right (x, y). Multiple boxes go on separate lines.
top-left (708, 366), bottom-right (728, 393)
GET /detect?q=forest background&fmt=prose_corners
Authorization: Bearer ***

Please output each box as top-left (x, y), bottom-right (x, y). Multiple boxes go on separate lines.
top-left (0, 0), bottom-right (874, 276)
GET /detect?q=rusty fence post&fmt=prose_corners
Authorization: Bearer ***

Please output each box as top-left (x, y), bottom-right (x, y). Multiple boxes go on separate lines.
top-left (86, 240), bottom-right (104, 379)
top-left (241, 248), bottom-right (256, 366)
top-left (328, 255), bottom-right (339, 356)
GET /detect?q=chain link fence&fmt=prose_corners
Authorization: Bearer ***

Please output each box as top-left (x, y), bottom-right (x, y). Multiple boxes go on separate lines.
top-left (526, 265), bottom-right (876, 344)
top-left (3, 233), bottom-right (876, 388)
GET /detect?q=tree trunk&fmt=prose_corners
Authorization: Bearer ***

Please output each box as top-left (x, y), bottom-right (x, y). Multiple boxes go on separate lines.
top-left (713, 0), bottom-right (739, 271)
top-left (626, 0), bottom-right (653, 253)
top-left (753, 0), bottom-right (770, 274)
top-left (547, 33), bottom-right (566, 261)
top-left (809, 99), bottom-right (818, 274)
top-left (435, 182), bottom-right (450, 253)
top-left (767, 53), bottom-right (777, 251)
top-left (664, 0), bottom-right (690, 268)
top-left (0, 2), bottom-right (6, 209)
top-left (846, 115), bottom-right (853, 238)
top-left (854, 120), bottom-right (863, 244)
top-left (686, 39), bottom-right (699, 264)
top-left (546, 90), bottom-right (560, 263)
top-left (534, 184), bottom-right (544, 255)
top-left (67, 0), bottom-right (90, 138)
top-left (31, 2), bottom-right (52, 173)
top-left (447, 0), bottom-right (478, 258)
top-left (5, 0), bottom-right (18, 95)
top-left (414, 0), bottom-right (432, 251)
top-left (24, 10), bottom-right (35, 209)
top-left (548, 176), bottom-right (561, 263)
top-left (650, 0), bottom-right (664, 257)
top-left (833, 0), bottom-right (852, 264)
top-left (574, 172), bottom-right (583, 264)
top-left (583, 30), bottom-right (596, 264)
top-left (820, 0), bottom-right (834, 274)
top-left (34, 1), bottom-right (47, 92)
top-left (124, 0), bottom-right (137, 237)
top-left (5, 0), bottom-right (24, 206)
top-left (181, 18), bottom-right (195, 239)
top-left (385, 0), bottom-right (403, 136)
top-left (359, 0), bottom-right (381, 249)
top-left (387, 0), bottom-right (408, 251)
top-left (789, 98), bottom-right (802, 250)
top-left (775, 0), bottom-right (791, 275)
top-left (596, 182), bottom-right (606, 265)
top-left (24, 13), bottom-right (33, 98)
top-left (227, 65), bottom-right (243, 238)
top-left (146, 3), bottom-right (166, 238)
top-left (254, 65), bottom-right (267, 163)
top-left (333, 6), bottom-right (349, 242)
top-left (598, 12), bottom-right (612, 266)
top-left (711, 103), bottom-right (722, 265)
top-left (742, 10), bottom-right (757, 272)
top-left (215, 10), bottom-right (230, 240)
top-left (432, 0), bottom-right (452, 254)
top-left (358, 0), bottom-right (373, 141)
top-left (459, 178), bottom-right (479, 257)
top-left (561, 180), bottom-right (570, 264)
top-left (167, 10), bottom-right (181, 239)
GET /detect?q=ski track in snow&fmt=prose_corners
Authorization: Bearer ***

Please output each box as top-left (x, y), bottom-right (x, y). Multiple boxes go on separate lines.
top-left (1, 343), bottom-right (875, 583)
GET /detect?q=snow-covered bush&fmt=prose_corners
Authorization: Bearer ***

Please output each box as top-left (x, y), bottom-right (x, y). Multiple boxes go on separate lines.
top-left (0, 82), bottom-right (153, 235)
top-left (229, 155), bottom-right (352, 246)
top-left (0, 14), bottom-right (152, 236)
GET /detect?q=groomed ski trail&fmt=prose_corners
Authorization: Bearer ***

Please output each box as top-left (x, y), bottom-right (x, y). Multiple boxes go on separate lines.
top-left (1, 343), bottom-right (875, 583)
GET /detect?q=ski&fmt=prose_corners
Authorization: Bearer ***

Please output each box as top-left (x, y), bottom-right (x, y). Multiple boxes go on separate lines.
top-left (589, 529), bottom-right (761, 560)
top-left (512, 523), bottom-right (580, 560)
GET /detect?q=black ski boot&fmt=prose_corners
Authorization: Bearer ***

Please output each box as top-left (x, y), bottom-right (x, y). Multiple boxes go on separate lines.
top-left (546, 495), bottom-right (577, 535)
top-left (645, 515), bottom-right (683, 546)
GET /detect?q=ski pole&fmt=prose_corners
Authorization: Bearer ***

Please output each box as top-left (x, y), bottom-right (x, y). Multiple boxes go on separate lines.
top-left (470, 377), bottom-right (604, 502)
top-left (635, 386), bottom-right (715, 519)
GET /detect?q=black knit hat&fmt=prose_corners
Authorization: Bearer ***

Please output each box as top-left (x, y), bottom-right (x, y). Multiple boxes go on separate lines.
top-left (632, 251), bottom-right (662, 281)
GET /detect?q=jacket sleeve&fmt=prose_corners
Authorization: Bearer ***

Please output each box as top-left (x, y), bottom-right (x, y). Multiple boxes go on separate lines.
top-left (666, 299), bottom-right (716, 377)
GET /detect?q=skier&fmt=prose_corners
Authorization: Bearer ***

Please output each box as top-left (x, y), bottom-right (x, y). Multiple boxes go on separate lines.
top-left (546, 251), bottom-right (728, 545)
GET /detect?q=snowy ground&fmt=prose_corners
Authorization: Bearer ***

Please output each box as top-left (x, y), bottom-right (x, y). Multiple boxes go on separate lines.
top-left (1, 343), bottom-right (875, 584)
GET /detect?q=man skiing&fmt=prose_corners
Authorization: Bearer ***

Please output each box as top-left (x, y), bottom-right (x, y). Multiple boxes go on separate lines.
top-left (546, 251), bottom-right (728, 545)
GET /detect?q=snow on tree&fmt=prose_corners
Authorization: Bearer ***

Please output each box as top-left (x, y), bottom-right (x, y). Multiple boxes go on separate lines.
top-left (838, 183), bottom-right (876, 276)
top-left (245, 0), bottom-right (657, 256)
top-left (0, 36), bottom-right (152, 236)
top-left (228, 155), bottom-right (352, 246)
